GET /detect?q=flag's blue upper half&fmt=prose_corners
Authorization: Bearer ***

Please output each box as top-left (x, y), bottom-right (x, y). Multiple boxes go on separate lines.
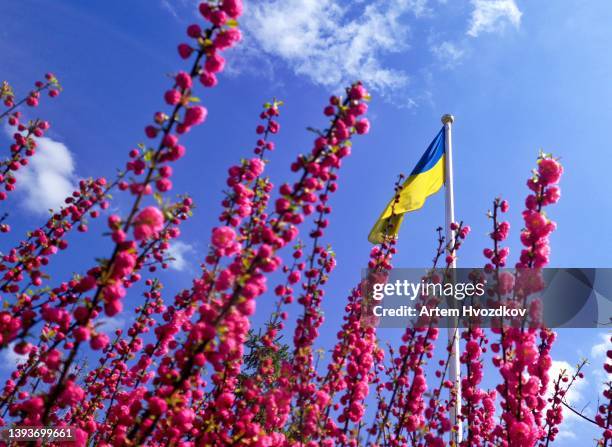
top-left (410, 128), bottom-right (445, 175)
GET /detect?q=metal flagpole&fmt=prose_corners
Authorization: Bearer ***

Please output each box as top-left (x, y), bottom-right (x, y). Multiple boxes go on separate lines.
top-left (441, 113), bottom-right (462, 443)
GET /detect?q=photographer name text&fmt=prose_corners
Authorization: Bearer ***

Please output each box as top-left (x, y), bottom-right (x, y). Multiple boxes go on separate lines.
top-left (371, 305), bottom-right (527, 318)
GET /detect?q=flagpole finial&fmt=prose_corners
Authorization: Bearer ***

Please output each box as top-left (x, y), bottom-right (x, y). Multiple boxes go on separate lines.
top-left (441, 114), bottom-right (454, 125)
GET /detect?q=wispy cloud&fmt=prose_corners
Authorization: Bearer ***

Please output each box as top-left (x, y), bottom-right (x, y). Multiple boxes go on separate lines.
top-left (159, 0), bottom-right (199, 21)
top-left (1, 343), bottom-right (28, 370)
top-left (555, 429), bottom-right (577, 441)
top-left (591, 332), bottom-right (610, 358)
top-left (224, 38), bottom-right (278, 84)
top-left (430, 41), bottom-right (465, 68)
top-left (4, 127), bottom-right (77, 214)
top-left (548, 360), bottom-right (586, 405)
top-left (242, 0), bottom-right (423, 98)
top-left (591, 332), bottom-right (611, 394)
top-left (97, 316), bottom-right (125, 334)
top-left (160, 0), bottom-right (180, 19)
top-left (467, 0), bottom-right (522, 37)
top-left (166, 240), bottom-right (195, 272)
top-left (547, 359), bottom-right (588, 439)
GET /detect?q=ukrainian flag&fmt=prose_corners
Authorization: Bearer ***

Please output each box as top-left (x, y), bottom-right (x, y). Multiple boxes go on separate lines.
top-left (368, 128), bottom-right (446, 244)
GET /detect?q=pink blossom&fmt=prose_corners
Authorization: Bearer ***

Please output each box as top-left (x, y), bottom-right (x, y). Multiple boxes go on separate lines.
top-left (200, 71), bottom-right (218, 87)
top-left (544, 185), bottom-right (561, 204)
top-left (210, 9), bottom-right (227, 26)
top-left (248, 158), bottom-right (264, 176)
top-left (517, 339), bottom-right (538, 366)
top-left (58, 380), bottom-right (85, 408)
top-left (177, 43), bottom-right (193, 59)
top-left (205, 52), bottom-right (225, 73)
top-left (175, 71), bottom-right (192, 90)
top-left (103, 283), bottom-right (126, 302)
top-left (215, 269), bottom-right (235, 291)
top-left (216, 392), bottom-right (235, 409)
top-left (509, 420), bottom-right (537, 447)
top-left (538, 157), bottom-right (563, 185)
top-left (104, 299), bottom-right (123, 317)
top-left (214, 29), bottom-right (242, 49)
top-left (186, 24), bottom-right (202, 38)
top-left (75, 274), bottom-right (97, 292)
top-left (164, 89), bottom-right (181, 105)
top-left (133, 206), bottom-right (165, 241)
top-left (524, 210), bottom-right (549, 238)
top-left (211, 226), bottom-right (236, 249)
top-left (498, 272), bottom-right (515, 295)
top-left (184, 105), bottom-right (208, 127)
top-left (155, 178), bottom-right (171, 192)
top-left (74, 326), bottom-right (90, 342)
top-left (111, 251), bottom-right (136, 279)
top-left (349, 84), bottom-right (367, 100)
top-left (221, 0), bottom-right (243, 18)
top-left (148, 396), bottom-right (168, 415)
top-left (355, 118), bottom-right (370, 134)
top-left (172, 409), bottom-right (195, 431)
top-left (90, 332), bottom-right (110, 350)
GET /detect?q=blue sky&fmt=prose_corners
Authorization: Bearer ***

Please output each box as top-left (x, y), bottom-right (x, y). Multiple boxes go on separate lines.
top-left (0, 0), bottom-right (610, 443)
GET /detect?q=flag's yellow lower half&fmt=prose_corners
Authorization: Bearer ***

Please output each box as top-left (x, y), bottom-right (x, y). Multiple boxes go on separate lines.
top-left (368, 155), bottom-right (445, 244)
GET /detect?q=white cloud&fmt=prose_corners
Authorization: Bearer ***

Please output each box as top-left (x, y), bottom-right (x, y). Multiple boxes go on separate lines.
top-left (549, 361), bottom-right (584, 402)
top-left (159, 0), bottom-right (198, 20)
top-left (161, 0), bottom-right (179, 18)
top-left (5, 127), bottom-right (77, 214)
top-left (242, 0), bottom-right (422, 96)
top-left (591, 332), bottom-right (610, 359)
top-left (467, 0), bottom-right (522, 37)
top-left (591, 332), bottom-right (611, 395)
top-left (166, 241), bottom-right (195, 272)
top-left (1, 343), bottom-right (28, 369)
top-left (409, 0), bottom-right (431, 17)
top-left (555, 429), bottom-right (577, 440)
top-left (548, 360), bottom-right (588, 427)
top-left (225, 40), bottom-right (277, 83)
top-left (97, 316), bottom-right (125, 334)
top-left (430, 41), bottom-right (465, 68)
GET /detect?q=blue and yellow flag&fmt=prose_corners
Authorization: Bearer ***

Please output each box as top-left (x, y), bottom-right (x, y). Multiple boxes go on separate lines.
top-left (368, 128), bottom-right (446, 244)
